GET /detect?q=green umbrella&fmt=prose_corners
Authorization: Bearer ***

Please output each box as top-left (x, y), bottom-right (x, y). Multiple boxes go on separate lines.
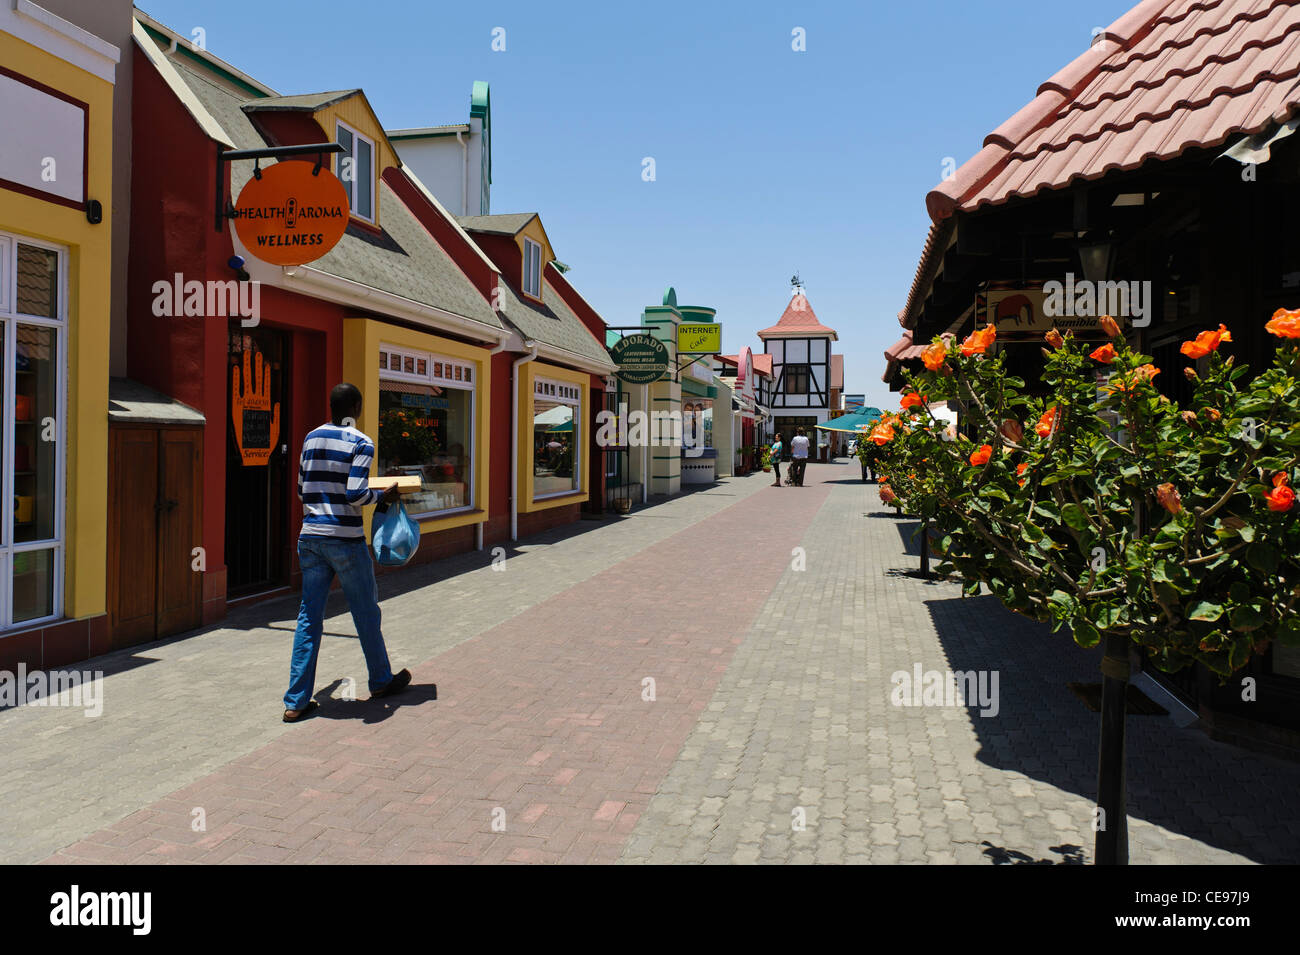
top-left (814, 409), bottom-right (883, 433)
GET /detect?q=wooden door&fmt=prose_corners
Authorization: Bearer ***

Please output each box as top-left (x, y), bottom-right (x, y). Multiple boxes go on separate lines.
top-left (155, 429), bottom-right (202, 636)
top-left (108, 425), bottom-right (204, 647)
top-left (108, 427), bottom-right (160, 646)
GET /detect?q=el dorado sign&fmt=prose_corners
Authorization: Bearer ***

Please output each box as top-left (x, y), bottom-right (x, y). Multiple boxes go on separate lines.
top-left (232, 161), bottom-right (349, 266)
top-left (610, 333), bottom-right (669, 384)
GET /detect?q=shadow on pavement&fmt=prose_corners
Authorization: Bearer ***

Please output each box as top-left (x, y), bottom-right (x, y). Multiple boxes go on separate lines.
top-left (924, 593), bottom-right (1300, 863)
top-left (981, 841), bottom-right (1086, 865)
top-left (306, 678), bottom-right (439, 725)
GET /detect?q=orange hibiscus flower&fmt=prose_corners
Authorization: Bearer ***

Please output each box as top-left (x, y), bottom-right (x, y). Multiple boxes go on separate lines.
top-left (869, 422), bottom-right (895, 446)
top-left (1156, 483), bottom-right (1182, 516)
top-left (961, 325), bottom-right (997, 357)
top-left (1016, 462), bottom-right (1029, 487)
top-left (1044, 328), bottom-right (1065, 350)
top-left (921, 341), bottom-right (948, 371)
top-left (1099, 315), bottom-right (1121, 338)
top-left (1266, 308), bottom-right (1300, 339)
top-left (1265, 472), bottom-right (1295, 513)
top-left (1180, 324), bottom-right (1232, 359)
top-left (900, 392), bottom-right (926, 410)
top-left (879, 484), bottom-right (897, 505)
top-left (1034, 406), bottom-right (1059, 438)
top-left (969, 444), bottom-right (992, 466)
top-left (1089, 343), bottom-right (1117, 364)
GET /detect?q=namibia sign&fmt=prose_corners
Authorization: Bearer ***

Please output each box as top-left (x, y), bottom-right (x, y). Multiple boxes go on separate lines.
top-left (610, 334), bottom-right (669, 384)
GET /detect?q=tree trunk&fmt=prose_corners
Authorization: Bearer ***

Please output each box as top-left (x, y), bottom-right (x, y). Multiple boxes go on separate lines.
top-left (1095, 633), bottom-right (1129, 865)
top-left (919, 519), bottom-right (931, 578)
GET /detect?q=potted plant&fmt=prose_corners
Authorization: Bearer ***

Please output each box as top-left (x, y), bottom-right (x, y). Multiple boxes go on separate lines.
top-left (379, 406), bottom-right (440, 468)
top-left (760, 444), bottom-right (773, 472)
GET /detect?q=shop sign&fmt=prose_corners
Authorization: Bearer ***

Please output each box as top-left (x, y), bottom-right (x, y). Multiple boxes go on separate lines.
top-left (677, 323), bottom-right (721, 354)
top-left (977, 282), bottom-right (1127, 339)
top-left (231, 345), bottom-right (281, 466)
top-left (610, 333), bottom-right (669, 384)
top-left (400, 393), bottom-right (449, 411)
top-left (232, 161), bottom-right (349, 267)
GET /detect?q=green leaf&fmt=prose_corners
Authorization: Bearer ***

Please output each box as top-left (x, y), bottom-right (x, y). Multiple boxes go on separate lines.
top-left (1061, 503), bottom-right (1089, 531)
top-left (1229, 605), bottom-right (1266, 633)
top-left (1071, 618), bottom-right (1101, 648)
top-left (1188, 600), bottom-right (1224, 622)
top-left (1247, 542), bottom-right (1280, 575)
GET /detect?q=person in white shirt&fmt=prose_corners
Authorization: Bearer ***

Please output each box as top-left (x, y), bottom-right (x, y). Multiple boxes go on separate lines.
top-left (790, 427), bottom-right (810, 486)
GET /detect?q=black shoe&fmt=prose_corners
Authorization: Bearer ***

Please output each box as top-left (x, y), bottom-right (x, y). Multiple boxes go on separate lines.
top-left (372, 668), bottom-right (411, 699)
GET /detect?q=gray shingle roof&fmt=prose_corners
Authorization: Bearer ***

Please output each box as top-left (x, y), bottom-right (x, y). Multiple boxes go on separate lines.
top-left (243, 90), bottom-right (359, 111)
top-left (166, 60), bottom-right (501, 332)
top-left (456, 213), bottom-right (537, 236)
top-left (497, 271), bottom-right (613, 369)
top-left (109, 378), bottom-right (205, 424)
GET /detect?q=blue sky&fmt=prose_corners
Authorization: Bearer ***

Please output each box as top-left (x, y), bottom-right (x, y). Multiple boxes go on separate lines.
top-left (142, 0), bottom-right (1136, 411)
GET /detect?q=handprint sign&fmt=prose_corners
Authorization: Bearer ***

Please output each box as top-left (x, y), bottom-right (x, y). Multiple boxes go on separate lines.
top-left (231, 345), bottom-right (280, 466)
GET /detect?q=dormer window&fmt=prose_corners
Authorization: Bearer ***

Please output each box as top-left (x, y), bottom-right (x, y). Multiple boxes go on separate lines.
top-left (522, 237), bottom-right (542, 297)
top-left (336, 120), bottom-right (375, 222)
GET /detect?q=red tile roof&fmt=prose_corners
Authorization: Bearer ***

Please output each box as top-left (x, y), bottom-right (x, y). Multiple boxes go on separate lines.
top-left (757, 293), bottom-right (838, 339)
top-left (718, 353), bottom-right (775, 377)
top-left (928, 0), bottom-right (1300, 222)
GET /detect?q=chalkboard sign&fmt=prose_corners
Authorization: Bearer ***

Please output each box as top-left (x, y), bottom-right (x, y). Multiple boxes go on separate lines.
top-left (242, 409), bottom-right (271, 449)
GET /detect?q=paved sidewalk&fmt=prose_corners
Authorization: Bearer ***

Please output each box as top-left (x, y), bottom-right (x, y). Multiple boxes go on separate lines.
top-left (38, 472), bottom-right (828, 864)
top-left (10, 461), bottom-right (1300, 864)
top-left (619, 469), bottom-right (1300, 864)
top-left (3, 476), bottom-right (771, 864)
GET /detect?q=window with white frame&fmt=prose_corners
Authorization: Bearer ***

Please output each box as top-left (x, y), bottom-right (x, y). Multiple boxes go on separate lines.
top-left (0, 232), bottom-right (66, 629)
top-left (377, 346), bottom-right (476, 516)
top-left (522, 237), bottom-right (542, 298)
top-left (336, 120), bottom-right (375, 221)
top-left (533, 376), bottom-right (581, 498)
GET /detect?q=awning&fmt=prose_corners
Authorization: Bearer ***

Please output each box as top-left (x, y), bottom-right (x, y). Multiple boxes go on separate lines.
top-left (815, 409), bottom-right (883, 433)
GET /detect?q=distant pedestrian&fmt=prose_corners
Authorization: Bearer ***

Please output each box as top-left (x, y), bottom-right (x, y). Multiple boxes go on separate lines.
top-left (770, 433), bottom-right (783, 487)
top-left (790, 426), bottom-right (810, 486)
top-left (283, 382), bottom-right (411, 722)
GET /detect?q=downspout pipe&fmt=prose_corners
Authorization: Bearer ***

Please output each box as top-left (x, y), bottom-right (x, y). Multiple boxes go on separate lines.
top-left (456, 130), bottom-right (469, 216)
top-left (477, 336), bottom-right (510, 552)
top-left (511, 341), bottom-right (539, 542)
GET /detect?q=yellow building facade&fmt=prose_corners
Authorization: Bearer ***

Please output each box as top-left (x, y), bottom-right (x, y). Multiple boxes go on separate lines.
top-left (0, 3), bottom-right (118, 665)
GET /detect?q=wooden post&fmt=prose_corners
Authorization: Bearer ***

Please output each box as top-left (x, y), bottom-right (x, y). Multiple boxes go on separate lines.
top-left (1095, 633), bottom-right (1130, 865)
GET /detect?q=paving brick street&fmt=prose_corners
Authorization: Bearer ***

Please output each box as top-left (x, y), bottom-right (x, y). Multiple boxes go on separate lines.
top-left (5, 461), bottom-right (1298, 865)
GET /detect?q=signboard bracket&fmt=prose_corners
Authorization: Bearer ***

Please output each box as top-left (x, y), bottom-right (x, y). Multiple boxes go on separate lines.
top-left (214, 141), bottom-right (345, 233)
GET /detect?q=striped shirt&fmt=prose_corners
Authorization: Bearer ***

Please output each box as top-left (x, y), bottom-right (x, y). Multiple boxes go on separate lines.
top-left (297, 423), bottom-right (381, 538)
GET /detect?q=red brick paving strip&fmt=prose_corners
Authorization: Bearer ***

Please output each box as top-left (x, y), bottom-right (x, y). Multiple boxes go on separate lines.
top-left (44, 479), bottom-right (830, 865)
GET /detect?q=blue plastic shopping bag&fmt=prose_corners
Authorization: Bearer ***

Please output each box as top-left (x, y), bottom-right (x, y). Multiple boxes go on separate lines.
top-left (372, 499), bottom-right (420, 566)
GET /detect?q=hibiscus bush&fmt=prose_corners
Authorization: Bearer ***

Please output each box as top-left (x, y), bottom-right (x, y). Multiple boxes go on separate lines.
top-left (873, 309), bottom-right (1300, 676)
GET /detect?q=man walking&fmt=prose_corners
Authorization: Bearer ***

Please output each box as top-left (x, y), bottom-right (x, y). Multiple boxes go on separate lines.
top-left (790, 426), bottom-right (810, 486)
top-left (283, 383), bottom-right (411, 722)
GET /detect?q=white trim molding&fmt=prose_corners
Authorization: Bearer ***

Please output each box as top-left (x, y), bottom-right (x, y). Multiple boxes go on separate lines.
top-left (5, 1), bottom-right (120, 84)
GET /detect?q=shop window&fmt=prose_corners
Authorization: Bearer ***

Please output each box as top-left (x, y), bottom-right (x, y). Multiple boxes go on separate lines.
top-left (783, 363), bottom-right (810, 395)
top-left (533, 377), bottom-right (580, 498)
top-left (0, 234), bottom-right (65, 628)
top-left (336, 120), bottom-right (375, 222)
top-left (377, 347), bottom-right (475, 516)
top-left (522, 238), bottom-right (542, 297)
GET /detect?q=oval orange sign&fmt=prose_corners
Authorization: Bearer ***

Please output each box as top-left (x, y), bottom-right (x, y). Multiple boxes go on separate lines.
top-left (232, 160), bottom-right (350, 266)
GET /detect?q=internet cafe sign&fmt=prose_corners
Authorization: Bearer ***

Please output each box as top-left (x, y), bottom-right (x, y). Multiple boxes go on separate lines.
top-left (610, 333), bottom-right (669, 384)
top-left (976, 281), bottom-right (1136, 340)
top-left (232, 161), bottom-right (349, 266)
top-left (677, 322), bottom-right (721, 354)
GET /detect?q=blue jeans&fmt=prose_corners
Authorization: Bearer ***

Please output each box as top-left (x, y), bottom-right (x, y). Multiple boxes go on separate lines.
top-left (284, 536), bottom-right (394, 710)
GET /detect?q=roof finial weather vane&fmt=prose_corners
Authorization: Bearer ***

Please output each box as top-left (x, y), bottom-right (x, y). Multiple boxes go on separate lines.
top-left (791, 272), bottom-right (803, 294)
